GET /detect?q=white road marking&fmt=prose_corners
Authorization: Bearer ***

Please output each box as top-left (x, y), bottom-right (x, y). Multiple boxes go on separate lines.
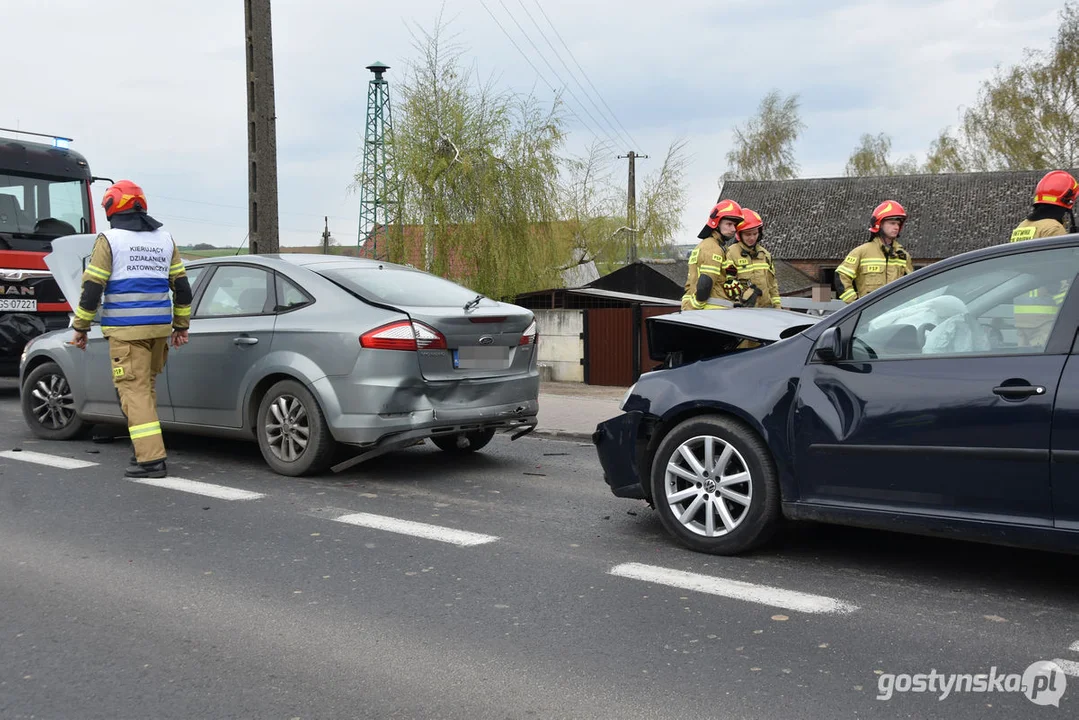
top-left (1052, 659), bottom-right (1079, 677)
top-left (0, 450), bottom-right (99, 470)
top-left (332, 512), bottom-right (499, 547)
top-left (129, 476), bottom-right (265, 501)
top-left (608, 562), bottom-right (860, 615)
top-left (1070, 640), bottom-right (1079, 653)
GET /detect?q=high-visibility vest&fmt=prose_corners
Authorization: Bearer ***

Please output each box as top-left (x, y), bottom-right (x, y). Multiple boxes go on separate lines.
top-left (101, 227), bottom-right (176, 329)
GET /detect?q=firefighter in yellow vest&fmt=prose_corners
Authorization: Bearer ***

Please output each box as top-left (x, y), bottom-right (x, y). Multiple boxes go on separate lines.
top-left (1009, 170), bottom-right (1078, 347)
top-left (69, 180), bottom-right (193, 479)
top-left (836, 200), bottom-right (914, 303)
top-left (725, 208), bottom-right (781, 309)
top-left (683, 199), bottom-right (744, 310)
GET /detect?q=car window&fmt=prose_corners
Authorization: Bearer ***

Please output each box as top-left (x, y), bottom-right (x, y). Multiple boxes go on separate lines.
top-left (850, 246), bottom-right (1079, 360)
top-left (318, 266), bottom-right (481, 307)
top-left (168, 266), bottom-right (205, 309)
top-left (274, 274), bottom-right (311, 311)
top-left (195, 265), bottom-right (272, 317)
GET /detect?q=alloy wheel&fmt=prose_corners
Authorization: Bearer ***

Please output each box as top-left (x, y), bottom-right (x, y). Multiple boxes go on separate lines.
top-left (264, 394), bottom-right (310, 463)
top-left (663, 434), bottom-right (753, 537)
top-left (30, 373), bottom-right (76, 430)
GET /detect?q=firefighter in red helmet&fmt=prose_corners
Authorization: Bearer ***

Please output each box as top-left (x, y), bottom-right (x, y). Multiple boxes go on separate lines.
top-left (1009, 170), bottom-right (1078, 347)
top-left (69, 180), bottom-right (192, 478)
top-left (835, 200), bottom-right (914, 303)
top-left (683, 199), bottom-right (744, 310)
top-left (725, 208), bottom-right (781, 308)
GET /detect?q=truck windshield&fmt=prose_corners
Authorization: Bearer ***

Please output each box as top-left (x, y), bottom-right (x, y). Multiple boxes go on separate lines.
top-left (0, 173), bottom-right (90, 239)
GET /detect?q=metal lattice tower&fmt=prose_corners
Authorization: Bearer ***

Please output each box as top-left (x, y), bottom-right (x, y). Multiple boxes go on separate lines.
top-left (357, 61), bottom-right (400, 258)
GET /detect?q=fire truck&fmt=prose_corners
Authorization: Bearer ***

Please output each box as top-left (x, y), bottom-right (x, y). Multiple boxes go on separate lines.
top-left (0, 128), bottom-right (105, 376)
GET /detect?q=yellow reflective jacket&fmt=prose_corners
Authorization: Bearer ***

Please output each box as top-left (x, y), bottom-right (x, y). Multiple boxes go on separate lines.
top-left (1010, 217), bottom-right (1069, 332)
top-left (682, 232), bottom-right (735, 310)
top-left (725, 241), bottom-right (781, 308)
top-left (836, 237), bottom-right (913, 303)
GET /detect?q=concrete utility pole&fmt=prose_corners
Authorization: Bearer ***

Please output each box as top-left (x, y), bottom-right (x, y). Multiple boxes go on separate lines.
top-left (244, 0), bottom-right (280, 254)
top-left (618, 150), bottom-right (647, 264)
top-left (321, 216), bottom-right (331, 254)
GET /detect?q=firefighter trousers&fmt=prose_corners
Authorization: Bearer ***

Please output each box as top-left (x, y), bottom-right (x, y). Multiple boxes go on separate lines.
top-left (108, 336), bottom-right (169, 464)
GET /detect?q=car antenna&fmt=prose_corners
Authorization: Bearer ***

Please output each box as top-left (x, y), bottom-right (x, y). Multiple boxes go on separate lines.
top-left (234, 233), bottom-right (250, 256)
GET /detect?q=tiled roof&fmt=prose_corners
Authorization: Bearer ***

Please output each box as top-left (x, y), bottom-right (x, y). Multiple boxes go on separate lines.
top-left (774, 260), bottom-right (816, 294)
top-left (721, 169), bottom-right (1079, 260)
top-left (640, 258), bottom-right (689, 286)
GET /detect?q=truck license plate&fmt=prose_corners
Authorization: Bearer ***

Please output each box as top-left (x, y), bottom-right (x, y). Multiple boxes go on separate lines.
top-left (454, 346), bottom-right (510, 369)
top-left (0, 299), bottom-right (37, 312)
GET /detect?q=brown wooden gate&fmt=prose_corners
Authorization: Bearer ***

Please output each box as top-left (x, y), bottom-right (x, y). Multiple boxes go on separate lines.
top-left (584, 308), bottom-right (635, 386)
top-left (639, 305), bottom-right (679, 376)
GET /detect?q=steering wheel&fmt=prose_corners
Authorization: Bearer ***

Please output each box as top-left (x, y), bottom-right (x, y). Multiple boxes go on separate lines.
top-left (851, 336), bottom-right (878, 360)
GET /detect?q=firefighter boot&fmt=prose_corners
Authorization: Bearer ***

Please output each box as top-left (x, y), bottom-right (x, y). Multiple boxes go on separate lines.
top-left (125, 459), bottom-right (167, 479)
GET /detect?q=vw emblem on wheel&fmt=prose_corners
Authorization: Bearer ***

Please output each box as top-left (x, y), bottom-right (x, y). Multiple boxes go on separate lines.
top-left (479, 335), bottom-right (494, 345)
top-left (704, 479), bottom-right (717, 493)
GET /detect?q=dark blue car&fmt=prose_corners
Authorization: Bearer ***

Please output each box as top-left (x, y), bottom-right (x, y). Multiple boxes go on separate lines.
top-left (593, 234), bottom-right (1079, 555)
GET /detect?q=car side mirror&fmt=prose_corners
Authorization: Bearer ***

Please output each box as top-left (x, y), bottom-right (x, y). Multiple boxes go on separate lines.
top-left (814, 327), bottom-right (842, 362)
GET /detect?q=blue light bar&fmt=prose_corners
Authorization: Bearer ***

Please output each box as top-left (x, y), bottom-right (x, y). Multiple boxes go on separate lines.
top-left (53, 137), bottom-right (71, 149)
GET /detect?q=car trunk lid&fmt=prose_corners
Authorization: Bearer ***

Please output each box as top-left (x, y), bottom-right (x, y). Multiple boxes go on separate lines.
top-left (393, 300), bottom-right (536, 381)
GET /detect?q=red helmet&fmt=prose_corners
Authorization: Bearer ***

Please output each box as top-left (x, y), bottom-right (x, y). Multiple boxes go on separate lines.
top-left (698, 199), bottom-right (744, 238)
top-left (736, 208), bottom-right (763, 241)
top-left (1033, 170), bottom-right (1078, 209)
top-left (869, 200), bottom-right (906, 234)
top-left (101, 180), bottom-right (148, 218)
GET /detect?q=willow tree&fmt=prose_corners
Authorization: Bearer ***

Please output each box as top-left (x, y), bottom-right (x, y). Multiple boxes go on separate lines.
top-left (926, 2), bottom-right (1078, 171)
top-left (844, 133), bottom-right (919, 176)
top-left (722, 90), bottom-right (805, 181)
top-left (557, 137), bottom-right (690, 269)
top-left (365, 14), bottom-right (567, 300)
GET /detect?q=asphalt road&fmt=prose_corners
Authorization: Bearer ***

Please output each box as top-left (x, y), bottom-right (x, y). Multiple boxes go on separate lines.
top-left (2, 378), bottom-right (1078, 719)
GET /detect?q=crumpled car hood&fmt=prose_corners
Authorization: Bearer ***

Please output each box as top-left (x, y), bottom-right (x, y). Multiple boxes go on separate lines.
top-left (43, 233), bottom-right (98, 309)
top-left (646, 308), bottom-right (821, 365)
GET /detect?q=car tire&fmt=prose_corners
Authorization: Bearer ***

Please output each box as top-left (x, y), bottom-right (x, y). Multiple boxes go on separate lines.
top-left (20, 361), bottom-right (89, 441)
top-left (649, 414), bottom-right (780, 555)
top-left (430, 428), bottom-right (496, 454)
top-left (256, 379), bottom-right (335, 477)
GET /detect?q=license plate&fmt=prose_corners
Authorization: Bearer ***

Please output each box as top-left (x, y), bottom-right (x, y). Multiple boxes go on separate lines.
top-left (453, 346), bottom-right (510, 369)
top-left (0, 299), bottom-right (36, 312)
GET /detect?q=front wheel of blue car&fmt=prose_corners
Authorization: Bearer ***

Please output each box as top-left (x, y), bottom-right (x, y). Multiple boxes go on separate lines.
top-left (650, 415), bottom-right (780, 555)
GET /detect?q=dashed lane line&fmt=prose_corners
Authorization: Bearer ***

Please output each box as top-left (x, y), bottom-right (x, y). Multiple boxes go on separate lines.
top-left (1070, 640), bottom-right (1079, 653)
top-left (0, 449), bottom-right (99, 470)
top-left (608, 562), bottom-right (860, 615)
top-left (128, 476), bottom-right (265, 501)
top-left (1051, 659), bottom-right (1079, 677)
top-left (332, 512), bottom-right (499, 547)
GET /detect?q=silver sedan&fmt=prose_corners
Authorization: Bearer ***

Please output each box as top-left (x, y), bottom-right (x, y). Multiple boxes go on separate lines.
top-left (18, 237), bottom-right (539, 476)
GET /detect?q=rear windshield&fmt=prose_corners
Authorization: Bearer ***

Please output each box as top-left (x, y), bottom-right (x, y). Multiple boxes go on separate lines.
top-left (317, 266), bottom-right (480, 307)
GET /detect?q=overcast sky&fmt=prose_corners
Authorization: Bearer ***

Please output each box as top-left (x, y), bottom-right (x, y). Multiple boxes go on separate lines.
top-left (5, 0), bottom-right (1066, 251)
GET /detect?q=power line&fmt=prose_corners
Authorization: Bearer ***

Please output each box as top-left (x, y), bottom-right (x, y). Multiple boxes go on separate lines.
top-left (155, 194), bottom-right (351, 222)
top-left (478, 0), bottom-right (617, 159)
top-left (494, 0), bottom-right (623, 153)
top-left (513, 0), bottom-right (636, 151)
top-left (530, 0), bottom-right (641, 151)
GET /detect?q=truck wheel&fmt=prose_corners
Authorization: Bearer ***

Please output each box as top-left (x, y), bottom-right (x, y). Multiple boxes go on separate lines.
top-left (20, 362), bottom-right (89, 441)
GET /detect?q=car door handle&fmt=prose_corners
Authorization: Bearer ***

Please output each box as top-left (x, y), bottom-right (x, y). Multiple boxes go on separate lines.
top-left (992, 384), bottom-right (1045, 399)
top-left (233, 337), bottom-right (259, 346)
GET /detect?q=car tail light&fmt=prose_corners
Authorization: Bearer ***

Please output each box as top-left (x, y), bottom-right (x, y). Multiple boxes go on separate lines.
top-left (519, 319), bottom-right (538, 346)
top-left (360, 320), bottom-right (448, 351)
